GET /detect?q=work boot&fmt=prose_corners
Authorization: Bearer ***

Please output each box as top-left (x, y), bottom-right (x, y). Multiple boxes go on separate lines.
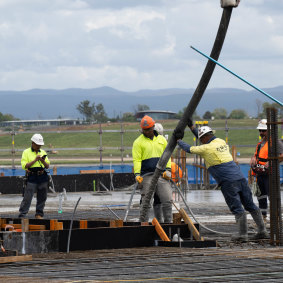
top-left (250, 209), bottom-right (269, 240)
top-left (231, 212), bottom-right (248, 242)
top-left (35, 215), bottom-right (43, 219)
top-left (153, 204), bottom-right (164, 223)
top-left (162, 202), bottom-right (173, 223)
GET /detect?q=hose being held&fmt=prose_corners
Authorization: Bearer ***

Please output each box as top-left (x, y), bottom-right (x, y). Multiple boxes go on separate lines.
top-left (129, 172), bottom-right (231, 236)
top-left (171, 181), bottom-right (231, 236)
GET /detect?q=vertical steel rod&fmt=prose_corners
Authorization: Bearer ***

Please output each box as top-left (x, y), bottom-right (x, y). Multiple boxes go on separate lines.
top-left (267, 108), bottom-right (282, 245)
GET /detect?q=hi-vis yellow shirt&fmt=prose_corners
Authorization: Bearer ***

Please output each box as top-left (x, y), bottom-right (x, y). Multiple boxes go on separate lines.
top-left (132, 134), bottom-right (171, 176)
top-left (21, 147), bottom-right (50, 170)
top-left (190, 138), bottom-right (233, 168)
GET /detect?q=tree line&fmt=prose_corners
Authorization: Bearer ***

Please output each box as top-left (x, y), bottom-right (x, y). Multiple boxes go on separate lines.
top-left (1, 100), bottom-right (282, 123)
top-left (197, 102), bottom-right (282, 120)
top-left (0, 112), bottom-right (18, 122)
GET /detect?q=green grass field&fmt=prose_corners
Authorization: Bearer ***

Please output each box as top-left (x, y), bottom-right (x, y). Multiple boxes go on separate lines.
top-left (0, 119), bottom-right (281, 165)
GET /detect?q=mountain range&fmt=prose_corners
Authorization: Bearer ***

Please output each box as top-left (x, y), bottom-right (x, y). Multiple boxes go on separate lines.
top-left (0, 86), bottom-right (282, 120)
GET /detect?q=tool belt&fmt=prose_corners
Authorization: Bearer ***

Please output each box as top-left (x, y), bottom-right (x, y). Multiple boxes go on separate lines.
top-left (251, 164), bottom-right (268, 175)
top-left (27, 170), bottom-right (45, 176)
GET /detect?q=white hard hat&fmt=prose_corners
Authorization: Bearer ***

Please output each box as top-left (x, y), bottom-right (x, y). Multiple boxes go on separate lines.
top-left (256, 119), bottom-right (267, 130)
top-left (154, 123), bottom-right (164, 135)
top-left (31, 133), bottom-right (44, 145)
top-left (198, 126), bottom-right (213, 138)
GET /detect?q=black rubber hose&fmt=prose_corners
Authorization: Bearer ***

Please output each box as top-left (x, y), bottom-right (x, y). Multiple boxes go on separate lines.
top-left (140, 7), bottom-right (234, 222)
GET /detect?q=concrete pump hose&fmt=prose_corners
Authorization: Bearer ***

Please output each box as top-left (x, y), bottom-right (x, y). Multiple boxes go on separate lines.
top-left (139, 7), bottom-right (234, 222)
top-left (171, 181), bottom-right (231, 236)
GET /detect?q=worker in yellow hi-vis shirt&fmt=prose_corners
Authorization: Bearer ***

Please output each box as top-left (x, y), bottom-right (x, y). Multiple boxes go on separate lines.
top-left (18, 133), bottom-right (50, 219)
top-left (173, 120), bottom-right (268, 242)
top-left (132, 115), bottom-right (172, 223)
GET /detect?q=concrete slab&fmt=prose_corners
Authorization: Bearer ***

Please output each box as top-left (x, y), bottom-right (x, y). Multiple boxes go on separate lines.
top-left (1, 190), bottom-right (282, 223)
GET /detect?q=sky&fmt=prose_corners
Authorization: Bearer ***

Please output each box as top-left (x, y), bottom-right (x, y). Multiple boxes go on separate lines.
top-left (0, 0), bottom-right (283, 92)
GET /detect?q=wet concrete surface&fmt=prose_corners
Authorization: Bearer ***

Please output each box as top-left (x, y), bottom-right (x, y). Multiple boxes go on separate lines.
top-left (0, 189), bottom-right (281, 223)
top-left (0, 189), bottom-right (234, 220)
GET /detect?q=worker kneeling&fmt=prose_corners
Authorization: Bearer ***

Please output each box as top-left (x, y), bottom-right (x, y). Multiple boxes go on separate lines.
top-left (173, 120), bottom-right (269, 241)
top-left (132, 116), bottom-right (173, 223)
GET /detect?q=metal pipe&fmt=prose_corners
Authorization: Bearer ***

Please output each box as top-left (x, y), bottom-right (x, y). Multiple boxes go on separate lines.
top-left (67, 197), bottom-right (81, 253)
top-left (123, 183), bottom-right (138, 222)
top-left (190, 45), bottom-right (283, 107)
top-left (105, 205), bottom-right (120, 219)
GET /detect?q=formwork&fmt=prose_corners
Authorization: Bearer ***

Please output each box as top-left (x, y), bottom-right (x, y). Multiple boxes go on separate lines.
top-left (0, 217), bottom-right (217, 254)
top-left (0, 190), bottom-right (282, 282)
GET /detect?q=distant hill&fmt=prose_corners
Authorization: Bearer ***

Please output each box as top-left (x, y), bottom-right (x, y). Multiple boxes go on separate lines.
top-left (0, 86), bottom-right (282, 119)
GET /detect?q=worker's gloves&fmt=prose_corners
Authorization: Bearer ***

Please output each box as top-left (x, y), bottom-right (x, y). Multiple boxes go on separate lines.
top-left (173, 127), bottom-right (184, 141)
top-left (162, 170), bottom-right (171, 180)
top-left (220, 0), bottom-right (240, 8)
top-left (135, 176), bottom-right (143, 184)
top-left (187, 118), bottom-right (193, 128)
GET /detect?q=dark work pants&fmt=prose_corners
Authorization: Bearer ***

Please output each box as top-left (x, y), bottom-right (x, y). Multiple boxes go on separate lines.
top-left (221, 178), bottom-right (259, 216)
top-left (257, 174), bottom-right (269, 217)
top-left (19, 181), bottom-right (48, 217)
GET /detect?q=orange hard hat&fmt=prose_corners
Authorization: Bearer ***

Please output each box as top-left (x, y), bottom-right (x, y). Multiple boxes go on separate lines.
top-left (140, 115), bottom-right (155, 129)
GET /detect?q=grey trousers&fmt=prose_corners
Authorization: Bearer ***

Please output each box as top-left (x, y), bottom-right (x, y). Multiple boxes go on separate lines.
top-left (19, 181), bottom-right (48, 217)
top-left (141, 175), bottom-right (173, 222)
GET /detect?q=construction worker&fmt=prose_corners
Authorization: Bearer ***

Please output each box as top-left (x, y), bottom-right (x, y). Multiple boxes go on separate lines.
top-left (132, 116), bottom-right (173, 223)
top-left (152, 122), bottom-right (181, 222)
top-left (250, 119), bottom-right (283, 223)
top-left (154, 123), bottom-right (164, 136)
top-left (158, 120), bottom-right (182, 184)
top-left (18, 133), bottom-right (50, 219)
top-left (173, 121), bottom-right (269, 241)
top-left (171, 161), bottom-right (183, 184)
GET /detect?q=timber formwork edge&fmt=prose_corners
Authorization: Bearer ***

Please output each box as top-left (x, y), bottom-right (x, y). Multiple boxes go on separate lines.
top-left (0, 218), bottom-right (217, 254)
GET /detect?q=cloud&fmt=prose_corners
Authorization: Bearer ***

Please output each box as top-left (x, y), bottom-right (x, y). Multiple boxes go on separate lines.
top-left (0, 0), bottom-right (282, 94)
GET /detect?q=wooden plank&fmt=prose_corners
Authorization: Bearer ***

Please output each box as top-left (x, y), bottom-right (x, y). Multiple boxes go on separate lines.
top-left (173, 212), bottom-right (182, 224)
top-left (55, 222), bottom-right (63, 230)
top-left (21, 218), bottom-right (29, 232)
top-left (115, 220), bottom-right (123, 227)
top-left (3, 224), bottom-right (46, 231)
top-left (109, 220), bottom-right (123, 227)
top-left (50, 220), bottom-right (63, 230)
top-left (50, 219), bottom-right (56, 231)
top-left (0, 255), bottom-right (32, 264)
top-left (80, 220), bottom-right (88, 229)
top-left (80, 169), bottom-right (114, 174)
top-left (0, 218), bottom-right (7, 228)
top-left (152, 218), bottom-right (170, 242)
top-left (179, 208), bottom-right (203, 241)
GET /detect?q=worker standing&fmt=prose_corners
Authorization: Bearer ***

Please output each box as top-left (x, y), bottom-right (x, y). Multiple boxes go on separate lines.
top-left (18, 133), bottom-right (50, 219)
top-left (171, 160), bottom-right (183, 184)
top-left (173, 121), bottom-right (269, 241)
top-left (250, 119), bottom-right (283, 223)
top-left (132, 116), bottom-right (173, 223)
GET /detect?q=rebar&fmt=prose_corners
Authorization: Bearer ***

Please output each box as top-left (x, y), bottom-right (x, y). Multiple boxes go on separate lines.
top-left (67, 196), bottom-right (81, 253)
top-left (267, 108), bottom-right (283, 245)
